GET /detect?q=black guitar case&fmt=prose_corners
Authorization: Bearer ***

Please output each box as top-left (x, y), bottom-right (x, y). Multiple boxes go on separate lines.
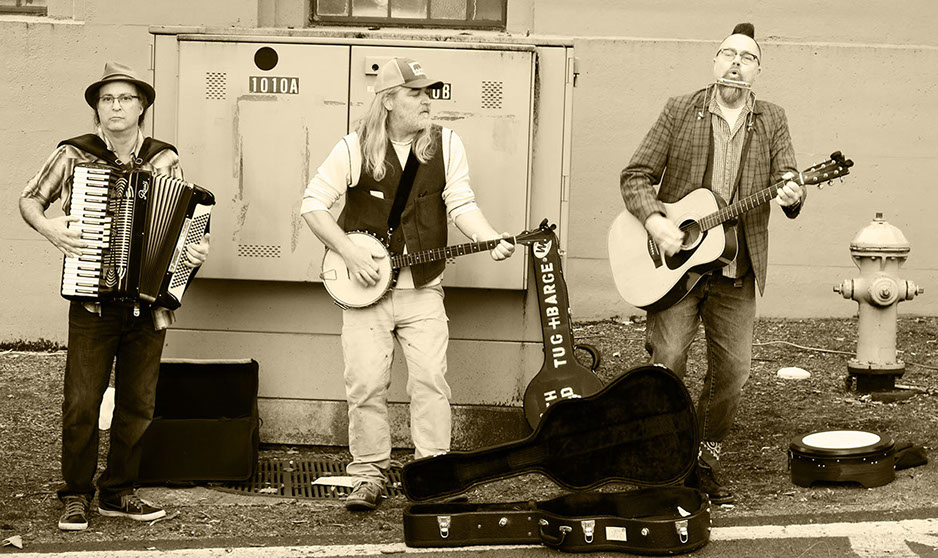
top-left (402, 363), bottom-right (710, 554)
top-left (521, 220), bottom-right (604, 429)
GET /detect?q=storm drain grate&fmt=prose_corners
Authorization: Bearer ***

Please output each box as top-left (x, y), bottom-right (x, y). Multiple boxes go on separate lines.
top-left (214, 458), bottom-right (404, 500)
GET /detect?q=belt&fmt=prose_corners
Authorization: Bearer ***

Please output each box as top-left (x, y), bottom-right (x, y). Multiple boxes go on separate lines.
top-left (711, 268), bottom-right (746, 287)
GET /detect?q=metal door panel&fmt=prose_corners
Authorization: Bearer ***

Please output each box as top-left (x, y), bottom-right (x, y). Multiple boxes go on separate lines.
top-left (350, 47), bottom-right (533, 289)
top-left (175, 41), bottom-right (350, 281)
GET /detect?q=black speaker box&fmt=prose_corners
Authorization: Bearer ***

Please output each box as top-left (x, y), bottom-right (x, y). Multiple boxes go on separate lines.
top-left (138, 359), bottom-right (259, 483)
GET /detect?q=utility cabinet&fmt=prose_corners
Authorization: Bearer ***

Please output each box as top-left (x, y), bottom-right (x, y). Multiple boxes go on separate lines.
top-left (151, 29), bottom-right (573, 449)
top-left (164, 38), bottom-right (533, 288)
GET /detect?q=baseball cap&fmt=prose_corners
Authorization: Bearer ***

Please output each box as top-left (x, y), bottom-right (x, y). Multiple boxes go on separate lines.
top-left (373, 58), bottom-right (443, 93)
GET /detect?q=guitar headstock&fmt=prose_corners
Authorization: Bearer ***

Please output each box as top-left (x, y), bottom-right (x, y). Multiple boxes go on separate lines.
top-left (800, 151), bottom-right (854, 189)
top-left (514, 218), bottom-right (558, 246)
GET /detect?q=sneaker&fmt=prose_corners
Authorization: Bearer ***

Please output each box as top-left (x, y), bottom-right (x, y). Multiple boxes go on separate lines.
top-left (58, 495), bottom-right (89, 531)
top-left (98, 491), bottom-right (166, 521)
top-left (345, 480), bottom-right (384, 511)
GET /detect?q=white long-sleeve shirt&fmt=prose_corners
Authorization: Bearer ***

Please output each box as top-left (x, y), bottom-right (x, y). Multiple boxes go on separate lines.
top-left (302, 127), bottom-right (480, 288)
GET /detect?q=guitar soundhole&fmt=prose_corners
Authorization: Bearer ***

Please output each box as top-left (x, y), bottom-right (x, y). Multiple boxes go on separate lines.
top-left (679, 220), bottom-right (701, 250)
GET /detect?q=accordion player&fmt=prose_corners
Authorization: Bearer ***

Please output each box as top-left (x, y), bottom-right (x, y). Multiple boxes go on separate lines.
top-left (61, 162), bottom-right (215, 311)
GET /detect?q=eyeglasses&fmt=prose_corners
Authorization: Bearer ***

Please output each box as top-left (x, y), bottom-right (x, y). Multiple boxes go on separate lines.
top-left (717, 48), bottom-right (759, 65)
top-left (98, 94), bottom-right (140, 107)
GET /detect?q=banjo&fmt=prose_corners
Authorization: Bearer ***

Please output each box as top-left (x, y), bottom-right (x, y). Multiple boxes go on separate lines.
top-left (320, 228), bottom-right (542, 309)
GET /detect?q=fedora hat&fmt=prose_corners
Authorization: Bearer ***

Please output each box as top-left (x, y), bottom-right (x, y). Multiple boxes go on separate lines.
top-left (84, 61), bottom-right (155, 109)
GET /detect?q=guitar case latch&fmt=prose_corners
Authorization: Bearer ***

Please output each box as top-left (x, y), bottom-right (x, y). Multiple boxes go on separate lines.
top-left (581, 519), bottom-right (595, 543)
top-left (437, 515), bottom-right (451, 538)
top-left (675, 519), bottom-right (689, 543)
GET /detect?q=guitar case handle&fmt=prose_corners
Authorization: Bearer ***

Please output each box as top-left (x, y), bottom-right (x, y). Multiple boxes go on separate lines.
top-left (574, 343), bottom-right (602, 372)
top-left (538, 519), bottom-right (571, 548)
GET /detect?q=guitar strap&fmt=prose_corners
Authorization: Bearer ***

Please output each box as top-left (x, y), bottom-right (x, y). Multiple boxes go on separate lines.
top-left (387, 147), bottom-right (420, 238)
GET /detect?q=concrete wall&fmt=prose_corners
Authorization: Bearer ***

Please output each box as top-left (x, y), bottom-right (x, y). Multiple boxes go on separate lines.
top-left (1, 1), bottom-right (259, 343)
top-left (566, 37), bottom-right (938, 320)
top-left (508, 0), bottom-right (938, 47)
top-left (4, 0), bottom-right (937, 348)
top-left (507, 0), bottom-right (938, 319)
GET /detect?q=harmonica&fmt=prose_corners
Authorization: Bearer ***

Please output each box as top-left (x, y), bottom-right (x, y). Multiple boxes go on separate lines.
top-left (716, 77), bottom-right (751, 89)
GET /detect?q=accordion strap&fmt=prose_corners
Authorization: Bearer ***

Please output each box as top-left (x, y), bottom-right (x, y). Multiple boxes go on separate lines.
top-left (58, 134), bottom-right (178, 167)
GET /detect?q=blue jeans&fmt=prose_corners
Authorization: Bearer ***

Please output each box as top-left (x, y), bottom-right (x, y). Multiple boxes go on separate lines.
top-left (58, 302), bottom-right (165, 503)
top-left (645, 272), bottom-right (756, 443)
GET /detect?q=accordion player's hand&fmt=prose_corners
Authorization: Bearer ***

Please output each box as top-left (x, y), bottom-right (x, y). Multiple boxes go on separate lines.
top-left (184, 233), bottom-right (211, 268)
top-left (47, 215), bottom-right (87, 259)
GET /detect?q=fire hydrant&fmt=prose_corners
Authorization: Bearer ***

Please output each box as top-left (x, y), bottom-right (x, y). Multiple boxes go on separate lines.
top-left (834, 212), bottom-right (924, 394)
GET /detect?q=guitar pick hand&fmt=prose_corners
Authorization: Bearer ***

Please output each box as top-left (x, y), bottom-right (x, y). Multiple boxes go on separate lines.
top-left (644, 213), bottom-right (685, 257)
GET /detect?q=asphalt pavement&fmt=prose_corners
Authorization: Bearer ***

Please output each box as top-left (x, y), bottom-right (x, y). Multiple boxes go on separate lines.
top-left (5, 508), bottom-right (938, 557)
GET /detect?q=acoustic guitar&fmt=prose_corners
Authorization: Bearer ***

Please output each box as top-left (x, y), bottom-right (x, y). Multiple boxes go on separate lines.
top-left (320, 227), bottom-right (543, 309)
top-left (608, 151), bottom-right (853, 313)
top-left (521, 220), bottom-right (603, 429)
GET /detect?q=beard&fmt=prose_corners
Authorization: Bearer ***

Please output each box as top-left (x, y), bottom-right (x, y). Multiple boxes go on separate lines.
top-left (717, 84), bottom-right (744, 105)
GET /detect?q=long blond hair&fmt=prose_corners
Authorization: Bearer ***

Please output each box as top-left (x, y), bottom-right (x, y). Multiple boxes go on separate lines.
top-left (356, 86), bottom-right (437, 181)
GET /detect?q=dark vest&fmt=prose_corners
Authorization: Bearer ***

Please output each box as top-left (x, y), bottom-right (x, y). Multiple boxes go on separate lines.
top-left (58, 134), bottom-right (177, 168)
top-left (338, 127), bottom-right (447, 288)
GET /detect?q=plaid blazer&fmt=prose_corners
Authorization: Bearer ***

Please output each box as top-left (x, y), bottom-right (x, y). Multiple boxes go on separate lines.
top-left (620, 87), bottom-right (801, 295)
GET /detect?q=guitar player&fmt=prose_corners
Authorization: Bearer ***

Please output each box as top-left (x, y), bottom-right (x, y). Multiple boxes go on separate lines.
top-left (300, 57), bottom-right (515, 511)
top-left (618, 23), bottom-right (806, 505)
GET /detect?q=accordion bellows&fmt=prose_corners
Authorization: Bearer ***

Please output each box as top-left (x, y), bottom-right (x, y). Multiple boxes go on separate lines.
top-left (61, 163), bottom-right (214, 309)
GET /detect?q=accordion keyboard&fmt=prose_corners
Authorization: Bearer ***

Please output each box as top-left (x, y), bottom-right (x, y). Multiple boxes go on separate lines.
top-left (61, 165), bottom-right (113, 299)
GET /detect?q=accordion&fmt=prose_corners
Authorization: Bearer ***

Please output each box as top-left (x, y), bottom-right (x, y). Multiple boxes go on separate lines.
top-left (61, 162), bottom-right (215, 310)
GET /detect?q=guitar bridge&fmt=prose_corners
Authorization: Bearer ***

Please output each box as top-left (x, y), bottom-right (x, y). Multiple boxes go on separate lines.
top-left (646, 233), bottom-right (664, 268)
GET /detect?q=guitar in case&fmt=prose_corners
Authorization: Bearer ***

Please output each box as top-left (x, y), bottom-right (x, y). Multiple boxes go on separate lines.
top-left (402, 364), bottom-right (711, 554)
top-left (608, 151), bottom-right (853, 313)
top-left (521, 219), bottom-right (604, 429)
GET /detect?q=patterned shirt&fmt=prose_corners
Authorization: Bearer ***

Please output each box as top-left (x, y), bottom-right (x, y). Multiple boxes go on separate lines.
top-left (708, 91), bottom-right (754, 278)
top-left (22, 127), bottom-right (183, 211)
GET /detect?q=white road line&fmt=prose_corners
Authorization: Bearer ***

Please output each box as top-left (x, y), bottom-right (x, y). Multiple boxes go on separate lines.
top-left (5, 543), bottom-right (542, 557)
top-left (712, 518), bottom-right (938, 558)
top-left (9, 519), bottom-right (938, 557)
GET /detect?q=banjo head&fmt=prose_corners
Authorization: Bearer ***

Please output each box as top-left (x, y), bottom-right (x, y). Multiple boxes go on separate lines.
top-left (321, 231), bottom-right (394, 308)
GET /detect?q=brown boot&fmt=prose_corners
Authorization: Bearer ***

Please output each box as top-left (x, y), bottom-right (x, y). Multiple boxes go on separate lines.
top-left (687, 441), bottom-right (734, 505)
top-left (686, 461), bottom-right (735, 505)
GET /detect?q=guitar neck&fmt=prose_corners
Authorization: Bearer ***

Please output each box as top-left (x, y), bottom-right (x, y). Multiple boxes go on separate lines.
top-left (390, 237), bottom-right (508, 270)
top-left (698, 179), bottom-right (787, 231)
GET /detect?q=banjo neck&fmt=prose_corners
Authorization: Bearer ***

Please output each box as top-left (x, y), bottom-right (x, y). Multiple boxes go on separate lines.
top-left (390, 237), bottom-right (512, 270)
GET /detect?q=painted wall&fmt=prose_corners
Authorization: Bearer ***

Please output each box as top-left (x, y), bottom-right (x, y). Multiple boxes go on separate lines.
top-left (508, 0), bottom-right (938, 319)
top-left (509, 0), bottom-right (938, 48)
top-left (1, 1), bottom-right (259, 343)
top-left (566, 37), bottom-right (938, 320)
top-left (4, 0), bottom-right (937, 348)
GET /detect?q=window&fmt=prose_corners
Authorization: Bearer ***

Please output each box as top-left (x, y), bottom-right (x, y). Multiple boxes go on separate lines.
top-left (312, 0), bottom-right (506, 29)
top-left (0, 0), bottom-right (47, 15)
